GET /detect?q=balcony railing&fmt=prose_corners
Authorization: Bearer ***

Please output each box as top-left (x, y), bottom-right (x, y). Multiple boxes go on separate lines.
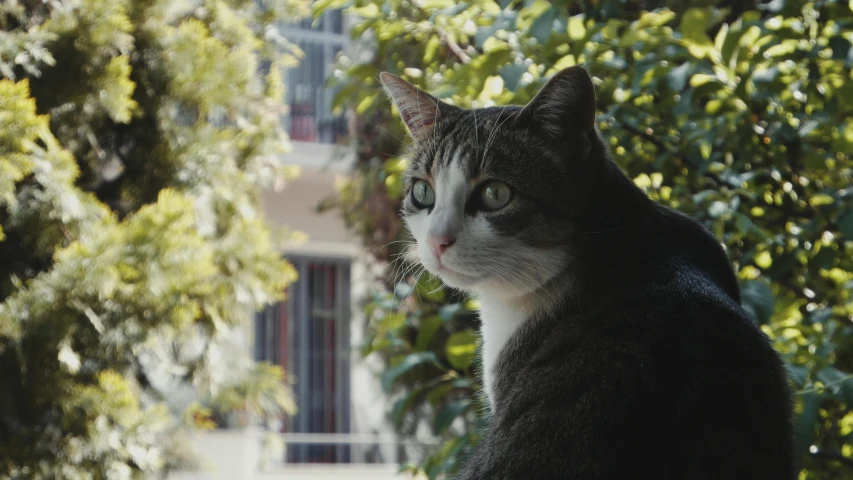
top-left (280, 11), bottom-right (349, 145)
top-left (288, 99), bottom-right (347, 144)
top-left (276, 433), bottom-right (439, 466)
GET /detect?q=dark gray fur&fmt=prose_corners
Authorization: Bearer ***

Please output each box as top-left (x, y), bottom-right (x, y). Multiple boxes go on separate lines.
top-left (391, 66), bottom-right (795, 479)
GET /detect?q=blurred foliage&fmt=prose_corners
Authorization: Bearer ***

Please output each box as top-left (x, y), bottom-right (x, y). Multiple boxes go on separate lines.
top-left (0, 0), bottom-right (306, 477)
top-left (316, 0), bottom-right (853, 477)
top-left (212, 363), bottom-right (298, 422)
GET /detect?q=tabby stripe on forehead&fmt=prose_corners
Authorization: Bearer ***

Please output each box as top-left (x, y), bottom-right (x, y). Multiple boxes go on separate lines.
top-left (419, 114), bottom-right (484, 176)
top-left (445, 130), bottom-right (466, 169)
top-left (426, 141), bottom-right (447, 176)
top-left (455, 144), bottom-right (481, 179)
top-left (464, 144), bottom-right (481, 179)
top-left (430, 115), bottom-right (462, 171)
top-left (456, 122), bottom-right (482, 177)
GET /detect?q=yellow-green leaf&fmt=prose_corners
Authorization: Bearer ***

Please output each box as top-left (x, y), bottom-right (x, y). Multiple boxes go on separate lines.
top-left (446, 329), bottom-right (478, 371)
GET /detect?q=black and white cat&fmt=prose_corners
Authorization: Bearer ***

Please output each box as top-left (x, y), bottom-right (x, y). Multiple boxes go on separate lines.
top-left (380, 66), bottom-right (795, 479)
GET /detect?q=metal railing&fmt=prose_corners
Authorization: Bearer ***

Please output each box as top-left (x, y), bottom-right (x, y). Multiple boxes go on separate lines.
top-left (279, 10), bottom-right (349, 145)
top-left (277, 432), bottom-right (439, 466)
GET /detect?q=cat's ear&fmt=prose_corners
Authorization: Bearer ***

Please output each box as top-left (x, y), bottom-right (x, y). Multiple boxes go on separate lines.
top-left (379, 72), bottom-right (450, 142)
top-left (518, 66), bottom-right (596, 139)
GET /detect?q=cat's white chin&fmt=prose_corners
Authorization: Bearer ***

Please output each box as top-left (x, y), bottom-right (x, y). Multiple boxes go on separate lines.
top-left (420, 259), bottom-right (480, 290)
top-left (436, 269), bottom-right (478, 290)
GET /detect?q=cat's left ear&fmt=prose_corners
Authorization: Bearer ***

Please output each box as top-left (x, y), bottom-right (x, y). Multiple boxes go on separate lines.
top-left (379, 72), bottom-right (454, 143)
top-left (517, 66), bottom-right (596, 139)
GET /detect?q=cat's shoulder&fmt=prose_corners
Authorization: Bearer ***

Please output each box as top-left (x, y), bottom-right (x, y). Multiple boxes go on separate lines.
top-left (591, 263), bottom-right (757, 349)
top-left (633, 260), bottom-right (742, 315)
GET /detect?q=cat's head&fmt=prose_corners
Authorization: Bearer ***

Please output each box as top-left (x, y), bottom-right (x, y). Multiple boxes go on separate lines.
top-left (380, 66), bottom-right (599, 300)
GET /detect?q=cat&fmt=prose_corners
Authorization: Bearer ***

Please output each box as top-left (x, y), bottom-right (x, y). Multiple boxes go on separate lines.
top-left (379, 66), bottom-right (795, 479)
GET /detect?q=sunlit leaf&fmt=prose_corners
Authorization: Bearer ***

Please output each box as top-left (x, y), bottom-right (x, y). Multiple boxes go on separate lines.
top-left (446, 329), bottom-right (478, 371)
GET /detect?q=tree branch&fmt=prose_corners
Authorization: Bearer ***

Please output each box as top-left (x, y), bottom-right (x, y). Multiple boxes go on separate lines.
top-left (811, 451), bottom-right (853, 469)
top-left (410, 0), bottom-right (471, 64)
top-left (619, 121), bottom-right (665, 150)
top-left (437, 26), bottom-right (471, 64)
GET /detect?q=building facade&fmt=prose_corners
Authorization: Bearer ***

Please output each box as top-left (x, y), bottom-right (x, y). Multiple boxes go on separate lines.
top-left (256, 8), bottom-right (415, 475)
top-left (171, 10), bottom-right (412, 479)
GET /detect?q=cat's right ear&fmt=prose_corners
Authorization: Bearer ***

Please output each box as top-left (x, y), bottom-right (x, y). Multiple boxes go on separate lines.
top-left (379, 72), bottom-right (449, 143)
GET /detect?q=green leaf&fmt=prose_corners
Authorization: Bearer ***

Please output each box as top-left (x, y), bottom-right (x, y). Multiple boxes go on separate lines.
top-left (445, 329), bottom-right (478, 371)
top-left (714, 23), bottom-right (728, 53)
top-left (427, 377), bottom-right (472, 406)
top-left (436, 2), bottom-right (471, 18)
top-left (415, 315), bottom-right (444, 352)
top-left (356, 93), bottom-right (376, 114)
top-left (740, 279), bottom-right (775, 325)
top-left (425, 435), bottom-right (469, 478)
top-left (763, 40), bottom-right (798, 57)
top-left (838, 209), bottom-right (853, 239)
top-left (391, 390), bottom-right (420, 427)
top-left (689, 73), bottom-right (720, 88)
top-left (424, 36), bottom-right (441, 63)
top-left (794, 391), bottom-right (820, 457)
top-left (332, 83), bottom-right (361, 110)
top-left (667, 63), bottom-right (691, 91)
top-left (636, 9), bottom-right (675, 28)
top-left (530, 7), bottom-right (556, 44)
top-left (834, 119), bottom-right (853, 155)
top-left (699, 141), bottom-right (712, 160)
top-left (415, 274), bottom-right (445, 302)
top-left (816, 367), bottom-right (853, 404)
top-left (809, 193), bottom-right (835, 207)
top-left (785, 364), bottom-right (809, 388)
top-left (680, 8), bottom-right (714, 46)
top-left (499, 63), bottom-right (526, 91)
top-left (432, 400), bottom-right (470, 435)
top-left (720, 24), bottom-right (748, 67)
top-left (567, 14), bottom-right (585, 40)
top-left (381, 352), bottom-right (440, 392)
top-left (379, 311), bottom-right (407, 332)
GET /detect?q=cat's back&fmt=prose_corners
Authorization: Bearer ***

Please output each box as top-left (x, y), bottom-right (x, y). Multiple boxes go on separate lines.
top-left (486, 264), bottom-right (795, 479)
top-left (602, 266), bottom-right (795, 478)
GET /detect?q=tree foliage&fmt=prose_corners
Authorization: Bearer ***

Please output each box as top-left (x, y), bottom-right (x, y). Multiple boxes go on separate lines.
top-left (0, 0), bottom-right (306, 476)
top-left (317, 0), bottom-right (853, 477)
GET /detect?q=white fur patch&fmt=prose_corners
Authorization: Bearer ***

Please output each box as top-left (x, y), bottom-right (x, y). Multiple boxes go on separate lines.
top-left (476, 293), bottom-right (530, 410)
top-left (410, 159), bottom-right (470, 277)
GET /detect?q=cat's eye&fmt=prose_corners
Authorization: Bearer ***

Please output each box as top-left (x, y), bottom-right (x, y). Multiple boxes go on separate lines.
top-left (411, 179), bottom-right (435, 208)
top-left (479, 181), bottom-right (512, 211)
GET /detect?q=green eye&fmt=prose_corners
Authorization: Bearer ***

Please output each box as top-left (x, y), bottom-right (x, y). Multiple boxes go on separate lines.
top-left (480, 181), bottom-right (512, 211)
top-left (411, 179), bottom-right (435, 208)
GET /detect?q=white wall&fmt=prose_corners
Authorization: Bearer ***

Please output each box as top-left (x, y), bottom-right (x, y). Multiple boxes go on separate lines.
top-left (168, 429), bottom-right (405, 480)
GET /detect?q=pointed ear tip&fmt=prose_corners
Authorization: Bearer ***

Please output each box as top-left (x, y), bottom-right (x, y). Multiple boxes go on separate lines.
top-left (378, 71), bottom-right (394, 85)
top-left (562, 65), bottom-right (592, 81)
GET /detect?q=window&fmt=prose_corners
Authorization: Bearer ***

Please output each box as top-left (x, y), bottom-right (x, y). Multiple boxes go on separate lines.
top-left (255, 255), bottom-right (352, 463)
top-left (279, 10), bottom-right (348, 144)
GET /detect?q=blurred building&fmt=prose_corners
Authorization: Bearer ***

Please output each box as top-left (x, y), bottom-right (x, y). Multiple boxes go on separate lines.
top-left (172, 10), bottom-right (417, 480)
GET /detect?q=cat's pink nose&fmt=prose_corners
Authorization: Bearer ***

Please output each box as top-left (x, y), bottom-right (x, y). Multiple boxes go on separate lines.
top-left (427, 234), bottom-right (455, 260)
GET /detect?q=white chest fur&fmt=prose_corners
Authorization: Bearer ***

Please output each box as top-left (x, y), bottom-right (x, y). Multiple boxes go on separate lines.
top-left (477, 295), bottom-right (531, 409)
